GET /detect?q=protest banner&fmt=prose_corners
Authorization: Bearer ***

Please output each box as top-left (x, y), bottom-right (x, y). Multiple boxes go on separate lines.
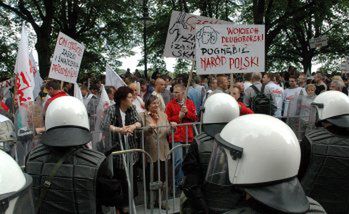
top-left (195, 24), bottom-right (265, 75)
top-left (49, 32), bottom-right (85, 83)
top-left (14, 24), bottom-right (35, 105)
top-left (105, 64), bottom-right (126, 89)
top-left (13, 23), bottom-right (35, 147)
top-left (164, 11), bottom-right (229, 60)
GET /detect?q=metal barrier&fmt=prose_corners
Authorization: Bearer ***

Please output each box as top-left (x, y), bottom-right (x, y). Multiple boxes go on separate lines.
top-left (92, 122), bottom-right (200, 214)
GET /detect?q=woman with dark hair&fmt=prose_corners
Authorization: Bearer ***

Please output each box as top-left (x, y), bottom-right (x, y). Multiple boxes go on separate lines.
top-left (140, 95), bottom-right (176, 209)
top-left (101, 86), bottom-right (142, 213)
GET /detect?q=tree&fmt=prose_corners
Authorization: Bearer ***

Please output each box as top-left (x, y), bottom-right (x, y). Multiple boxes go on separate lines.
top-left (0, 0), bottom-right (138, 78)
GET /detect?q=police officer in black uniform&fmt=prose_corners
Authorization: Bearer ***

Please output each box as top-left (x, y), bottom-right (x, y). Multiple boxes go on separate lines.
top-left (206, 114), bottom-right (326, 214)
top-left (26, 96), bottom-right (122, 213)
top-left (300, 91), bottom-right (349, 214)
top-left (181, 93), bottom-right (241, 213)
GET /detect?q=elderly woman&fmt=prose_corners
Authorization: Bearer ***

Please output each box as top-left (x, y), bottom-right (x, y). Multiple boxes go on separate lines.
top-left (140, 95), bottom-right (176, 209)
top-left (101, 86), bottom-right (142, 213)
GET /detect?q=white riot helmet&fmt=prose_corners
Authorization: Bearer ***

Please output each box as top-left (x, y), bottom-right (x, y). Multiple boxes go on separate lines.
top-left (42, 96), bottom-right (91, 147)
top-left (0, 150), bottom-right (35, 214)
top-left (202, 93), bottom-right (240, 137)
top-left (0, 115), bottom-right (16, 153)
top-left (312, 91), bottom-right (349, 128)
top-left (206, 114), bottom-right (309, 213)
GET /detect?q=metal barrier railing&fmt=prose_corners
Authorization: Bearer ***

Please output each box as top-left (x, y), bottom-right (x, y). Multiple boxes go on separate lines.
top-left (97, 122), bottom-right (200, 214)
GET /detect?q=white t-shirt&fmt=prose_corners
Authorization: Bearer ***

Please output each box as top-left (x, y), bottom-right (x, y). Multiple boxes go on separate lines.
top-left (266, 82), bottom-right (284, 118)
top-left (283, 87), bottom-right (302, 117)
top-left (133, 96), bottom-right (145, 113)
top-left (119, 108), bottom-right (126, 126)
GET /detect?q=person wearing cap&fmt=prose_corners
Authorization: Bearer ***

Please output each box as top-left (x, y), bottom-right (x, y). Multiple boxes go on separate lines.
top-left (181, 93), bottom-right (241, 214)
top-left (300, 91), bottom-right (349, 213)
top-left (206, 114), bottom-right (325, 214)
top-left (25, 96), bottom-right (123, 213)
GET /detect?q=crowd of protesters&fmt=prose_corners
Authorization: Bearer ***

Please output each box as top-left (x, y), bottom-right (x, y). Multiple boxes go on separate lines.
top-left (1, 66), bottom-right (349, 212)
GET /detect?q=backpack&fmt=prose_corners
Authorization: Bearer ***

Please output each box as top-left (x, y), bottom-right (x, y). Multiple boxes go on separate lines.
top-left (250, 84), bottom-right (276, 115)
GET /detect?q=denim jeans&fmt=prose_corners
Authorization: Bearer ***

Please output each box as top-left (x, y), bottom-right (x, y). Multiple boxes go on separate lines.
top-left (172, 142), bottom-right (184, 187)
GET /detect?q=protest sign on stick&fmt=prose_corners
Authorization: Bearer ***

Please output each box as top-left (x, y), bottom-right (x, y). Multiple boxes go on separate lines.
top-left (195, 24), bottom-right (265, 75)
top-left (49, 32), bottom-right (85, 83)
top-left (164, 11), bottom-right (229, 60)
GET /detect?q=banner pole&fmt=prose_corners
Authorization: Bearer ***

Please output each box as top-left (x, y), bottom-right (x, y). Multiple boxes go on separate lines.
top-left (183, 60), bottom-right (195, 104)
top-left (60, 81), bottom-right (64, 90)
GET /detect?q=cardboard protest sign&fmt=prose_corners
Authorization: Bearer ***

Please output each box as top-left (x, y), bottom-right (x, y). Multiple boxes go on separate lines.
top-left (196, 24), bottom-right (265, 74)
top-left (49, 32), bottom-right (85, 83)
top-left (164, 11), bottom-right (228, 60)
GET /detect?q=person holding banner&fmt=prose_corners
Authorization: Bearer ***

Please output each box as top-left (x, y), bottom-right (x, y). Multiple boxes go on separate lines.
top-left (209, 75), bottom-right (229, 96)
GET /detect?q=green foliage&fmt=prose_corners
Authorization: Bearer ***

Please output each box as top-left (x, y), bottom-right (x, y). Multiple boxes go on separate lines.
top-left (1, 0), bottom-right (349, 79)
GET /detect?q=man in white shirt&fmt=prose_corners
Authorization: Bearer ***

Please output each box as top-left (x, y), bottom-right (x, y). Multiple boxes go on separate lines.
top-left (262, 73), bottom-right (284, 118)
top-left (283, 76), bottom-right (302, 117)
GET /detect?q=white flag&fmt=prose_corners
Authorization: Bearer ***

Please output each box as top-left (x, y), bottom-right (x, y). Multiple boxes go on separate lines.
top-left (74, 83), bottom-right (83, 102)
top-left (29, 52), bottom-right (43, 99)
top-left (105, 64), bottom-right (126, 89)
top-left (14, 23), bottom-right (34, 134)
top-left (15, 23), bottom-right (34, 105)
top-left (93, 85), bottom-right (111, 143)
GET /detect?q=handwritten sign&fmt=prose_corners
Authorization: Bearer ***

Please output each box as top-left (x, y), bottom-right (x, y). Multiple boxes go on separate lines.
top-left (164, 11), bottom-right (228, 60)
top-left (195, 24), bottom-right (265, 74)
top-left (49, 32), bottom-right (85, 83)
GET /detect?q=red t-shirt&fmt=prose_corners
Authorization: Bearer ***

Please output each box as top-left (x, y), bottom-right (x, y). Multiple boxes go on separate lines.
top-left (43, 91), bottom-right (68, 113)
top-left (238, 101), bottom-right (254, 115)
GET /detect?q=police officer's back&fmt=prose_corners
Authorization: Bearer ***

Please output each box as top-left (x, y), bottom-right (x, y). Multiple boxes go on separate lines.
top-left (181, 93), bottom-right (241, 213)
top-left (300, 91), bottom-right (349, 214)
top-left (26, 96), bottom-right (121, 213)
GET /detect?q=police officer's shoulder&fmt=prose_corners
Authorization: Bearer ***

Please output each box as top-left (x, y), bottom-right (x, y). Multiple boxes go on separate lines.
top-left (194, 132), bottom-right (213, 142)
top-left (306, 127), bottom-right (334, 142)
top-left (76, 147), bottom-right (106, 165)
top-left (26, 144), bottom-right (51, 161)
top-left (306, 197), bottom-right (326, 214)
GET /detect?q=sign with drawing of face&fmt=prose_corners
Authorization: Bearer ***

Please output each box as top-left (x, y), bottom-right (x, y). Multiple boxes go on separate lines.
top-left (196, 24), bottom-right (265, 75)
top-left (163, 11), bottom-right (229, 60)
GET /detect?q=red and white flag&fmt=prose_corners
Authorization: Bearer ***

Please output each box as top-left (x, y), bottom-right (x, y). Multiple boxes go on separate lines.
top-left (105, 64), bottom-right (126, 89)
top-left (29, 52), bottom-right (43, 99)
top-left (15, 23), bottom-right (34, 105)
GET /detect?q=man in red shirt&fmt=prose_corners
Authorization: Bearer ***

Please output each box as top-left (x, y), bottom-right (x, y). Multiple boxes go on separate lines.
top-left (165, 84), bottom-right (197, 187)
top-left (43, 80), bottom-right (67, 114)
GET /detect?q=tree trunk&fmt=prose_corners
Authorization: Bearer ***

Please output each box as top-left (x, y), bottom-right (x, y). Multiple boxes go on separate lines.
top-left (302, 55), bottom-right (312, 75)
top-left (35, 32), bottom-right (52, 78)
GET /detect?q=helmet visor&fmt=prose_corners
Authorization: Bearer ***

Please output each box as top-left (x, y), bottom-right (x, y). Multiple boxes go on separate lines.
top-left (205, 135), bottom-right (242, 186)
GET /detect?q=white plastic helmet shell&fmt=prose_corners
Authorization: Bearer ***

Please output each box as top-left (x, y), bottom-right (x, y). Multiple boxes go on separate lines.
top-left (0, 150), bottom-right (26, 195)
top-left (203, 93), bottom-right (240, 124)
top-left (313, 91), bottom-right (349, 120)
top-left (220, 114), bottom-right (300, 184)
top-left (45, 96), bottom-right (89, 131)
